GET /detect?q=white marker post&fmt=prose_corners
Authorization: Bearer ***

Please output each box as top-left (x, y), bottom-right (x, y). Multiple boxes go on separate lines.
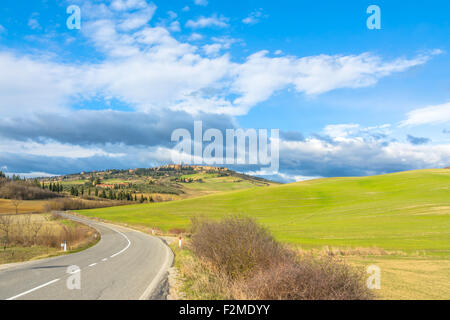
top-left (61, 241), bottom-right (67, 252)
top-left (178, 236), bottom-right (182, 249)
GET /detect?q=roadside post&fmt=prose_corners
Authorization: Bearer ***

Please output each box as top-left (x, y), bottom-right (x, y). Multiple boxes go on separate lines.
top-left (179, 236), bottom-right (182, 248)
top-left (61, 241), bottom-right (67, 252)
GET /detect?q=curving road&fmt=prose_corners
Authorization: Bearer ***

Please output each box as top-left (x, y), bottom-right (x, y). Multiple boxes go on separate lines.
top-left (0, 212), bottom-right (173, 300)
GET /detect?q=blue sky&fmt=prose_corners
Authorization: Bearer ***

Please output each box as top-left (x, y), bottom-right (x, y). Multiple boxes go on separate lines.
top-left (0, 0), bottom-right (449, 181)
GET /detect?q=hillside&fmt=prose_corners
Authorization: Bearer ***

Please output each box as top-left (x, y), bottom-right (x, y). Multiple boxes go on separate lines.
top-left (78, 169), bottom-right (450, 257)
top-left (40, 165), bottom-right (278, 203)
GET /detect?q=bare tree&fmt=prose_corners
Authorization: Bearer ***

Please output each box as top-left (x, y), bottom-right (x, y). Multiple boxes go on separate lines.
top-left (0, 215), bottom-right (12, 250)
top-left (29, 217), bottom-right (43, 245)
top-left (19, 214), bottom-right (32, 245)
top-left (11, 196), bottom-right (23, 215)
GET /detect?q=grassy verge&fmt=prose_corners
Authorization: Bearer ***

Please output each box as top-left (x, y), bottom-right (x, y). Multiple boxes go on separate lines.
top-left (170, 217), bottom-right (373, 300)
top-left (170, 242), bottom-right (230, 300)
top-left (346, 255), bottom-right (450, 300)
top-left (0, 213), bottom-right (100, 265)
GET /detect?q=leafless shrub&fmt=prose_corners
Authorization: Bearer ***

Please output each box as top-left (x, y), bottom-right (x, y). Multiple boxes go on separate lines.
top-left (29, 218), bottom-right (43, 245)
top-left (0, 215), bottom-right (12, 250)
top-left (46, 198), bottom-right (127, 211)
top-left (189, 216), bottom-right (374, 300)
top-left (39, 226), bottom-right (60, 248)
top-left (191, 216), bottom-right (290, 279)
top-left (48, 211), bottom-right (63, 221)
top-left (0, 181), bottom-right (59, 200)
top-left (0, 214), bottom-right (92, 250)
top-left (11, 214), bottom-right (32, 246)
top-left (237, 256), bottom-right (374, 300)
top-left (11, 196), bottom-right (23, 214)
top-left (168, 228), bottom-right (186, 235)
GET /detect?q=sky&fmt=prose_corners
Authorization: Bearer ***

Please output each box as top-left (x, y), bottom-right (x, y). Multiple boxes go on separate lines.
top-left (0, 0), bottom-right (449, 182)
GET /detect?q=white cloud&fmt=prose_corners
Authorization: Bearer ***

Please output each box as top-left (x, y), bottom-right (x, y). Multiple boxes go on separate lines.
top-left (246, 169), bottom-right (322, 183)
top-left (117, 3), bottom-right (157, 31)
top-left (28, 16), bottom-right (41, 30)
top-left (194, 0), bottom-right (208, 6)
top-left (202, 37), bottom-right (239, 56)
top-left (231, 51), bottom-right (436, 111)
top-left (167, 11), bottom-right (178, 19)
top-left (188, 32), bottom-right (203, 41)
top-left (278, 127), bottom-right (450, 177)
top-left (0, 0), bottom-right (440, 120)
top-left (168, 21), bottom-right (181, 32)
top-left (242, 9), bottom-right (266, 25)
top-left (203, 43), bottom-right (222, 56)
top-left (400, 102), bottom-right (450, 126)
top-left (111, 0), bottom-right (148, 11)
top-left (0, 139), bottom-right (125, 159)
top-left (0, 52), bottom-right (85, 116)
top-left (5, 172), bottom-right (58, 179)
top-left (323, 124), bottom-right (361, 138)
top-left (211, 36), bottom-right (240, 48)
top-left (186, 15), bottom-right (229, 28)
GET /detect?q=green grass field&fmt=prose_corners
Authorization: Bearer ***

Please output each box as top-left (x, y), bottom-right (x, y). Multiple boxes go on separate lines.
top-left (78, 169), bottom-right (450, 256)
top-left (181, 173), bottom-right (270, 193)
top-left (77, 169), bottom-right (450, 299)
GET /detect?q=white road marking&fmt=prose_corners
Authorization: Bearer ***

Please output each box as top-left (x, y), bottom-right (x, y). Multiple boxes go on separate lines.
top-left (110, 229), bottom-right (131, 258)
top-left (4, 214), bottom-right (133, 300)
top-left (6, 278), bottom-right (60, 300)
top-left (59, 212), bottom-right (131, 259)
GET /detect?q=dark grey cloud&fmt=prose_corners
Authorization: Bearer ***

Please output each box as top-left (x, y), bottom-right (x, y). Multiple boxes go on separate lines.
top-left (0, 152), bottom-right (134, 176)
top-left (0, 110), bottom-right (235, 148)
top-left (407, 134), bottom-right (431, 145)
top-left (274, 133), bottom-right (442, 179)
top-left (280, 130), bottom-right (305, 142)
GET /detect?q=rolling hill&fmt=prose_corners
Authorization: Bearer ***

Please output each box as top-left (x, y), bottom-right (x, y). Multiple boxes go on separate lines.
top-left (78, 168), bottom-right (450, 257)
top-left (40, 165), bottom-right (278, 202)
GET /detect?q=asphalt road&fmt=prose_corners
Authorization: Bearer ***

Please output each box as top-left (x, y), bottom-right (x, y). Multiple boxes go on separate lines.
top-left (0, 212), bottom-right (173, 300)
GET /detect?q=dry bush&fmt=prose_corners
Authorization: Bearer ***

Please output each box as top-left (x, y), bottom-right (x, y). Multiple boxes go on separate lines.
top-left (178, 253), bottom-right (232, 300)
top-left (0, 181), bottom-right (59, 200)
top-left (188, 216), bottom-right (374, 300)
top-left (0, 215), bottom-right (12, 249)
top-left (236, 257), bottom-right (374, 300)
top-left (0, 214), bottom-right (94, 250)
top-left (168, 228), bottom-right (186, 235)
top-left (48, 212), bottom-right (62, 221)
top-left (33, 223), bottom-right (92, 249)
top-left (38, 226), bottom-right (60, 248)
top-left (45, 198), bottom-right (126, 211)
top-left (191, 216), bottom-right (290, 279)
